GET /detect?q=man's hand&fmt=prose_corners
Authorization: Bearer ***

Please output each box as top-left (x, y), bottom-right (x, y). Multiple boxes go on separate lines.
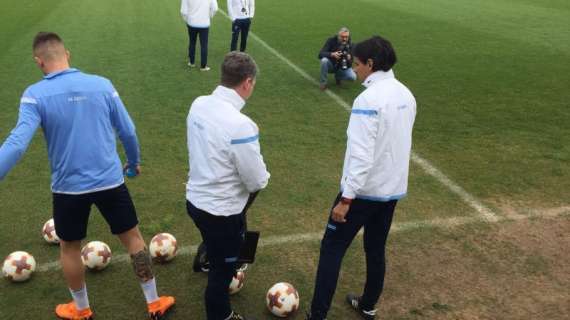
top-left (124, 163), bottom-right (141, 177)
top-left (331, 51), bottom-right (342, 60)
top-left (331, 202), bottom-right (350, 223)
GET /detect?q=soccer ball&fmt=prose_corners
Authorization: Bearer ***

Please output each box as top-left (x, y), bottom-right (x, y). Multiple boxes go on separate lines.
top-left (2, 251), bottom-right (37, 282)
top-left (81, 241), bottom-right (112, 270)
top-left (266, 282), bottom-right (300, 317)
top-left (229, 271), bottom-right (245, 294)
top-left (42, 218), bottom-right (60, 244)
top-left (149, 233), bottom-right (177, 263)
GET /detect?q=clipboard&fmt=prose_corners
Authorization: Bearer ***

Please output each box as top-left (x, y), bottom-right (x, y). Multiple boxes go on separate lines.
top-left (238, 231), bottom-right (260, 264)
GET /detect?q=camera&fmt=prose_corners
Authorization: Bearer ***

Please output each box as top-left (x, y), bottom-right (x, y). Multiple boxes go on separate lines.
top-left (338, 44), bottom-right (350, 70)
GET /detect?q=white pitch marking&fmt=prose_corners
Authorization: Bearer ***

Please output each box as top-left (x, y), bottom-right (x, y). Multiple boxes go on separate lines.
top-left (218, 10), bottom-right (498, 221)
top-left (410, 154), bottom-right (498, 222)
top-left (36, 260), bottom-right (60, 273)
top-left (36, 207), bottom-right (569, 273)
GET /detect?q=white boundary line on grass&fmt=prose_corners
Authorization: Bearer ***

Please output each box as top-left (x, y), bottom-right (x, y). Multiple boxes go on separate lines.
top-left (36, 207), bottom-right (569, 273)
top-left (219, 10), bottom-right (498, 222)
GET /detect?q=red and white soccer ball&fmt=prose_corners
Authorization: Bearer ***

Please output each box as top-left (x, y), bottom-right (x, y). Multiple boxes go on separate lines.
top-left (266, 282), bottom-right (300, 317)
top-left (81, 241), bottom-right (112, 270)
top-left (228, 270), bottom-right (246, 295)
top-left (2, 251), bottom-right (37, 282)
top-left (149, 233), bottom-right (177, 263)
top-left (42, 218), bottom-right (60, 244)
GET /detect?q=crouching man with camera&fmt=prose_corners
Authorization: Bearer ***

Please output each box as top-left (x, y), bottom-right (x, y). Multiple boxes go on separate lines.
top-left (318, 27), bottom-right (357, 91)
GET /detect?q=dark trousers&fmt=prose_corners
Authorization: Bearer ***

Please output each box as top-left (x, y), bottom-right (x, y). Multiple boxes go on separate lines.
top-left (187, 26), bottom-right (209, 68)
top-left (186, 201), bottom-right (245, 320)
top-left (230, 18), bottom-right (251, 52)
top-left (310, 194), bottom-right (397, 319)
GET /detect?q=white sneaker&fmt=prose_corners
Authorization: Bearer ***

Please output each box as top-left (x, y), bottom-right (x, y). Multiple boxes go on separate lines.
top-left (200, 66), bottom-right (211, 71)
top-left (188, 62), bottom-right (196, 68)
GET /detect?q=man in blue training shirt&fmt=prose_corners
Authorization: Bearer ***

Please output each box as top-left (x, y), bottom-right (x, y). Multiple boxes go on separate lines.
top-left (0, 32), bottom-right (174, 320)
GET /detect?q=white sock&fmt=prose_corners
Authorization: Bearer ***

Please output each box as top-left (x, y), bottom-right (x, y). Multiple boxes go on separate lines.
top-left (69, 285), bottom-right (90, 310)
top-left (140, 277), bottom-right (159, 304)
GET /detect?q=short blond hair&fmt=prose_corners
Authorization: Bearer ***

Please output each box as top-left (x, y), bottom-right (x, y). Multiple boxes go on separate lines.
top-left (33, 32), bottom-right (66, 61)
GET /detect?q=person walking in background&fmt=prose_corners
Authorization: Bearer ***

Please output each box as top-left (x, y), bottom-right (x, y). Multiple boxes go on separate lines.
top-left (307, 35), bottom-right (416, 320)
top-left (181, 0), bottom-right (219, 71)
top-left (227, 0), bottom-right (255, 52)
top-left (0, 32), bottom-right (175, 320)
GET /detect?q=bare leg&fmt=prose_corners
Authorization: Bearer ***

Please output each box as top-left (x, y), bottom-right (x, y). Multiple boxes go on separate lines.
top-left (59, 240), bottom-right (85, 290)
top-left (117, 225), bottom-right (146, 255)
top-left (56, 240), bottom-right (92, 317)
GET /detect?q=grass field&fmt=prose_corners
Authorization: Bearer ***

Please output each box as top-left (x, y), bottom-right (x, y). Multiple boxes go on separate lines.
top-left (1, 0), bottom-right (569, 319)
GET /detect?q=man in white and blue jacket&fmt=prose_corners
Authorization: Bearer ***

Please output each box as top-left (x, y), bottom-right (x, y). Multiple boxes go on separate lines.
top-left (227, 0), bottom-right (255, 52)
top-left (0, 32), bottom-right (174, 320)
top-left (307, 36), bottom-right (417, 320)
top-left (181, 0), bottom-right (219, 70)
top-left (186, 52), bottom-right (269, 320)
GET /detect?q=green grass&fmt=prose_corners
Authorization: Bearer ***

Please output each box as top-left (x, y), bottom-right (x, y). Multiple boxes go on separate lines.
top-left (0, 0), bottom-right (569, 318)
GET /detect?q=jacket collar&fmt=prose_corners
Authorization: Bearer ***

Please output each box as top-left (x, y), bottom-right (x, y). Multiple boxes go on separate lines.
top-left (362, 69), bottom-right (395, 88)
top-left (213, 85), bottom-right (246, 111)
top-left (43, 68), bottom-right (79, 80)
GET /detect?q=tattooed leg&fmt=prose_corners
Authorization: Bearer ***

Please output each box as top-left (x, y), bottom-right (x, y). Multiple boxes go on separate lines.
top-left (131, 249), bottom-right (154, 282)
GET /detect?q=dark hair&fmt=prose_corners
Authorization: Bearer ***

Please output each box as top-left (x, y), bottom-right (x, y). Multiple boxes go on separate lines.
top-left (33, 32), bottom-right (63, 52)
top-left (221, 52), bottom-right (258, 88)
top-left (353, 36), bottom-right (397, 72)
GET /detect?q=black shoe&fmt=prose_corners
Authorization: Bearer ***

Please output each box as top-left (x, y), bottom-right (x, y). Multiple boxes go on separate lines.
top-left (192, 242), bottom-right (210, 272)
top-left (305, 311), bottom-right (326, 320)
top-left (226, 311), bottom-right (253, 320)
top-left (346, 294), bottom-right (377, 320)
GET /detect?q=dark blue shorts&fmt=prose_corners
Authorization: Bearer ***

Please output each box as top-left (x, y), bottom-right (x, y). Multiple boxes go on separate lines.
top-left (52, 184), bottom-right (139, 241)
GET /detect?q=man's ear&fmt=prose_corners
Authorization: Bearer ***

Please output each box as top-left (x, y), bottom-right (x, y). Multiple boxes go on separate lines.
top-left (34, 56), bottom-right (43, 68)
top-left (245, 77), bottom-right (254, 89)
top-left (239, 79), bottom-right (247, 90)
top-left (367, 58), bottom-right (374, 70)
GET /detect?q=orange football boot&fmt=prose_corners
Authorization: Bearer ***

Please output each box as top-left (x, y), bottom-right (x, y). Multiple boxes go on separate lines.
top-left (55, 301), bottom-right (93, 320)
top-left (148, 296), bottom-right (175, 319)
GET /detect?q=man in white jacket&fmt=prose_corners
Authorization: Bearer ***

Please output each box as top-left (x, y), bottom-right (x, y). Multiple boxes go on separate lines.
top-left (227, 0), bottom-right (255, 52)
top-left (307, 36), bottom-right (417, 320)
top-left (186, 52), bottom-right (270, 320)
top-left (181, 0), bottom-right (218, 71)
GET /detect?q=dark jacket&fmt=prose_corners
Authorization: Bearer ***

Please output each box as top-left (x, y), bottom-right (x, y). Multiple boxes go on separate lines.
top-left (318, 35), bottom-right (353, 65)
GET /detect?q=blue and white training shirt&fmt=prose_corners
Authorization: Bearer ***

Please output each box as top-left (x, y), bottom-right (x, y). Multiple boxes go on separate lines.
top-left (0, 68), bottom-right (140, 194)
